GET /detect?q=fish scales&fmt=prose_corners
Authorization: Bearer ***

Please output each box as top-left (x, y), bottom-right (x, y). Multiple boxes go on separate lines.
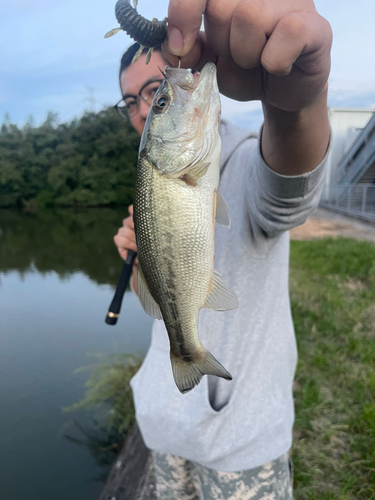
top-left (133, 63), bottom-right (239, 394)
top-left (135, 156), bottom-right (215, 357)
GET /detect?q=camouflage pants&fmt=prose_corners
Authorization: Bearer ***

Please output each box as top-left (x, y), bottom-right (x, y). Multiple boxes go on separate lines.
top-left (153, 451), bottom-right (293, 500)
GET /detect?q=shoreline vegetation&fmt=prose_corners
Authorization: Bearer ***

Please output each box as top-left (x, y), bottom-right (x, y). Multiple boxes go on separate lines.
top-left (0, 109), bottom-right (140, 209)
top-left (72, 238), bottom-right (375, 500)
top-left (65, 353), bottom-right (141, 442)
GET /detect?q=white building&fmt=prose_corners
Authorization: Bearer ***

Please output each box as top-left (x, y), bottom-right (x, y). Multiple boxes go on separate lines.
top-left (321, 108), bottom-right (374, 202)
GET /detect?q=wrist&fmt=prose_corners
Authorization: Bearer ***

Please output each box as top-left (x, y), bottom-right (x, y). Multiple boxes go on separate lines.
top-left (261, 85), bottom-right (330, 175)
top-left (262, 84), bottom-right (329, 132)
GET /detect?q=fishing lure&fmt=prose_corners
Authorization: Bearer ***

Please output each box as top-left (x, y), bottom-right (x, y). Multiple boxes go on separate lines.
top-left (104, 0), bottom-right (168, 64)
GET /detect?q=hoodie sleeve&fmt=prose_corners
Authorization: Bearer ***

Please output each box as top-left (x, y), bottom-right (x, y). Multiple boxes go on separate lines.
top-left (245, 126), bottom-right (330, 238)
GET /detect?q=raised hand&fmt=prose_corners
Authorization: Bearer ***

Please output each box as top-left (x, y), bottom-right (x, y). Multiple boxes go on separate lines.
top-left (114, 204), bottom-right (138, 261)
top-left (163, 0), bottom-right (332, 112)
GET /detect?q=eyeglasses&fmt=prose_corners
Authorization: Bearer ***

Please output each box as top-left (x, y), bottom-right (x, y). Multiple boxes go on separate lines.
top-left (115, 79), bottom-right (164, 119)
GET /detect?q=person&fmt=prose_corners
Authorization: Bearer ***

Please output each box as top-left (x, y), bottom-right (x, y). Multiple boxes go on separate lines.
top-left (114, 1), bottom-right (332, 498)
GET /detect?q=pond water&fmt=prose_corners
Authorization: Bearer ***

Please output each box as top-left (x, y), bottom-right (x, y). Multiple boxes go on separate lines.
top-left (0, 209), bottom-right (153, 500)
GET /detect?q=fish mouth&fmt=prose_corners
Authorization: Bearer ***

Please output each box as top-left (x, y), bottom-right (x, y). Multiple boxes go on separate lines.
top-left (192, 63), bottom-right (220, 123)
top-left (163, 63), bottom-right (219, 122)
top-left (196, 63), bottom-right (218, 91)
top-left (164, 63), bottom-right (218, 94)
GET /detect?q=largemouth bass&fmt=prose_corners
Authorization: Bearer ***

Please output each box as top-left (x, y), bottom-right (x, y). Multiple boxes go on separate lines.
top-left (133, 63), bottom-right (238, 394)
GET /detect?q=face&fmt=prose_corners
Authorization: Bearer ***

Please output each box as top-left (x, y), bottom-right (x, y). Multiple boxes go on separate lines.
top-left (120, 51), bottom-right (167, 136)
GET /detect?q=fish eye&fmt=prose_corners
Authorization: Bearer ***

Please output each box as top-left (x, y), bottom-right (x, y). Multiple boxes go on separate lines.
top-left (157, 96), bottom-right (167, 106)
top-left (153, 94), bottom-right (170, 114)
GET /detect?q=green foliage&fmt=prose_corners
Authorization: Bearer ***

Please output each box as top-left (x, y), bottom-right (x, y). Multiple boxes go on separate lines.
top-left (65, 353), bottom-right (142, 440)
top-left (0, 109), bottom-right (140, 207)
top-left (290, 237), bottom-right (375, 500)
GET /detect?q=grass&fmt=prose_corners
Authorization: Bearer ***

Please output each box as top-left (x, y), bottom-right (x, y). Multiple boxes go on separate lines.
top-left (290, 238), bottom-right (375, 500)
top-left (71, 237), bottom-right (375, 498)
top-left (65, 353), bottom-right (141, 441)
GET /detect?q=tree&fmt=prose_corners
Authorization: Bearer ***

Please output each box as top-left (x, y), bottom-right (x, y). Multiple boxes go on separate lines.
top-left (0, 107), bottom-right (140, 207)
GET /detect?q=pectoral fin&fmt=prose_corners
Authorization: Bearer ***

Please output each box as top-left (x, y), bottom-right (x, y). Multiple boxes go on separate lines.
top-left (182, 162), bottom-right (210, 183)
top-left (215, 190), bottom-right (230, 227)
top-left (167, 161), bottom-right (210, 185)
top-left (138, 265), bottom-right (163, 320)
top-left (203, 271), bottom-right (239, 311)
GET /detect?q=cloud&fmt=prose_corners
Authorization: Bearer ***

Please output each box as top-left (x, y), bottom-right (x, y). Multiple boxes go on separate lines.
top-left (221, 97), bottom-right (263, 131)
top-left (2, 0), bottom-right (375, 127)
top-left (2, 0), bottom-right (170, 76)
top-left (328, 78), bottom-right (375, 109)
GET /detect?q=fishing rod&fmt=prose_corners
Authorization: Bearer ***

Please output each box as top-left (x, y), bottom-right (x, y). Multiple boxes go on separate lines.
top-left (105, 249), bottom-right (137, 325)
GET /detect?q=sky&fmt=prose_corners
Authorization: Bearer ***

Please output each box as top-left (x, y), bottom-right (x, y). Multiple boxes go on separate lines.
top-left (1, 0), bottom-right (375, 131)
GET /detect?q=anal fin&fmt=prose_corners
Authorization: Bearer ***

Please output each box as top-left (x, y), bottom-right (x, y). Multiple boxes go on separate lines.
top-left (204, 270), bottom-right (239, 311)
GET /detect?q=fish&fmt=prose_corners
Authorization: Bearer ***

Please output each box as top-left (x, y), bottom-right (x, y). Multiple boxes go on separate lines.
top-left (104, 0), bottom-right (167, 64)
top-left (133, 63), bottom-right (239, 394)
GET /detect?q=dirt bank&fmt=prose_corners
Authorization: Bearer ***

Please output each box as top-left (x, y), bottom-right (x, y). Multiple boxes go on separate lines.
top-left (290, 208), bottom-right (375, 242)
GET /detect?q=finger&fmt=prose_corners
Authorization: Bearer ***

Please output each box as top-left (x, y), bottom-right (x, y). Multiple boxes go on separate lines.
top-left (163, 31), bottom-right (217, 71)
top-left (261, 11), bottom-right (331, 77)
top-left (230, 0), bottom-right (272, 69)
top-left (122, 214), bottom-right (134, 230)
top-left (204, 0), bottom-right (241, 59)
top-left (119, 248), bottom-right (128, 261)
top-left (119, 248), bottom-right (138, 262)
top-left (114, 233), bottom-right (129, 250)
top-left (216, 56), bottom-right (263, 101)
top-left (117, 226), bottom-right (136, 243)
top-left (166, 0), bottom-right (207, 56)
top-left (128, 204), bottom-right (133, 215)
top-left (114, 234), bottom-right (138, 253)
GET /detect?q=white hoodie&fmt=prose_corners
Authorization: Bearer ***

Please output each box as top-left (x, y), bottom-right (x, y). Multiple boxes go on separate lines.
top-left (130, 120), bottom-right (328, 472)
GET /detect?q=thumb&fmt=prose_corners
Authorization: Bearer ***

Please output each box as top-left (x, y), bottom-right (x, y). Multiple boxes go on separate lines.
top-left (166, 0), bottom-right (207, 56)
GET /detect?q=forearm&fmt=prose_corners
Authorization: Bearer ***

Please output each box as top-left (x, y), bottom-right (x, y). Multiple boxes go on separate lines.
top-left (261, 86), bottom-right (330, 176)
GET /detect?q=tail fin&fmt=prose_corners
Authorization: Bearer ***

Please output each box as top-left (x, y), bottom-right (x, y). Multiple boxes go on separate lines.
top-left (170, 348), bottom-right (232, 394)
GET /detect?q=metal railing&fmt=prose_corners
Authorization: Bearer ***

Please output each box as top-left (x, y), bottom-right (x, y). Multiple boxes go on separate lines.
top-left (337, 113), bottom-right (375, 185)
top-left (320, 184), bottom-right (375, 222)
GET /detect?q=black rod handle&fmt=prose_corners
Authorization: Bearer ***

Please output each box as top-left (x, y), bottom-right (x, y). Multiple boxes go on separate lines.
top-left (105, 250), bottom-right (137, 325)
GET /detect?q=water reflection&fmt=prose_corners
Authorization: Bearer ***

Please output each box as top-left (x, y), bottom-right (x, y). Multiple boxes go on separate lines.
top-left (0, 208), bottom-right (126, 285)
top-left (0, 209), bottom-right (153, 500)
